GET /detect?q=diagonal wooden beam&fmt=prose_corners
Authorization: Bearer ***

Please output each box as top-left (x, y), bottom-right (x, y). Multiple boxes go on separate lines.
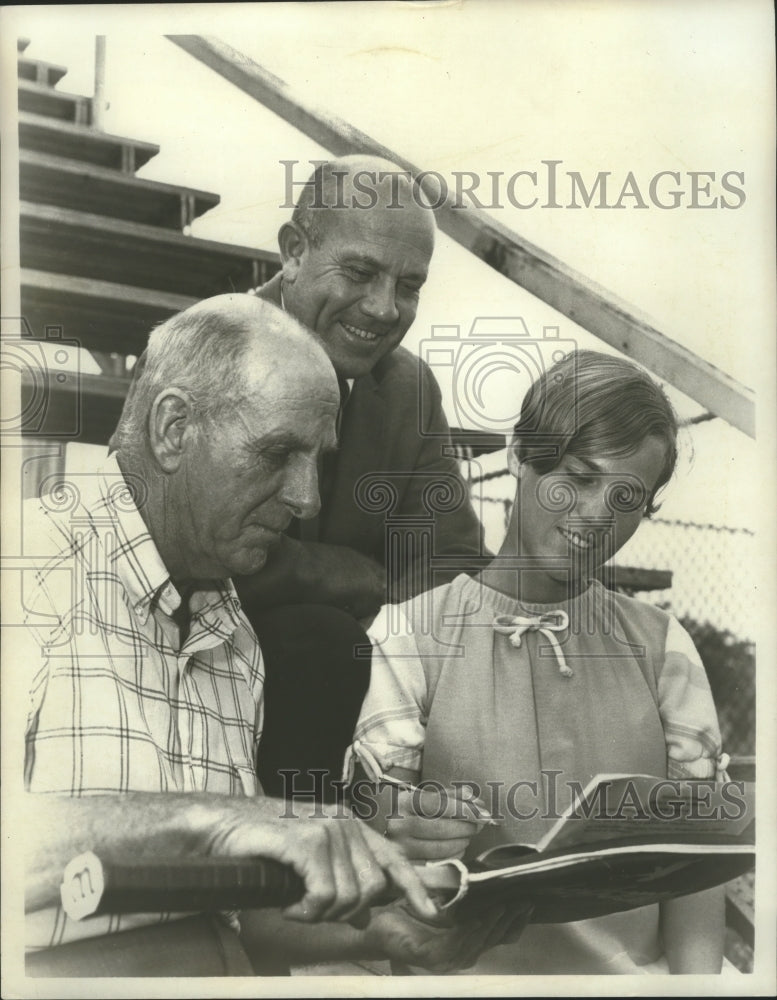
top-left (167, 34), bottom-right (755, 438)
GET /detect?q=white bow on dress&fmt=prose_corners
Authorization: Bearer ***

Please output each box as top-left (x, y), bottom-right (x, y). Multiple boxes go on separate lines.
top-left (493, 610), bottom-right (573, 677)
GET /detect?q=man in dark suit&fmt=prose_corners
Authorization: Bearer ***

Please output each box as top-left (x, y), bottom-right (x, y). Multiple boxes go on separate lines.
top-left (114, 157), bottom-right (486, 799)
top-left (238, 157), bottom-right (484, 615)
top-left (235, 157), bottom-right (487, 799)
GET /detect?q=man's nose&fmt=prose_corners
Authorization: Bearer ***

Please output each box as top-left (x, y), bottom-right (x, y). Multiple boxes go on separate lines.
top-left (360, 277), bottom-right (400, 323)
top-left (281, 456), bottom-right (321, 521)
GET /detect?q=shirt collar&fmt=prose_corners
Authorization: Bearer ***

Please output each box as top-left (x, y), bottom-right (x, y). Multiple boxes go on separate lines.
top-left (92, 455), bottom-right (181, 623)
top-left (93, 456), bottom-right (241, 629)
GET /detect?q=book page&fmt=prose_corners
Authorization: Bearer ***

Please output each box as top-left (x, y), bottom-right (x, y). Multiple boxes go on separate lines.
top-left (535, 776), bottom-right (755, 854)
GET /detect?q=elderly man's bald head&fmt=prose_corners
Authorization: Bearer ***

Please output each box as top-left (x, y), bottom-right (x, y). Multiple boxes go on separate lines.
top-left (115, 294), bottom-right (338, 453)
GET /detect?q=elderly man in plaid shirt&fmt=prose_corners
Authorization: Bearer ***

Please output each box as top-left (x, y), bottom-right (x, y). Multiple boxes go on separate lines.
top-left (22, 294), bottom-right (517, 975)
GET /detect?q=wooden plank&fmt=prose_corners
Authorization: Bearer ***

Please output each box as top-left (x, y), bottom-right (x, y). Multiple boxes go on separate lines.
top-left (18, 80), bottom-right (91, 124)
top-left (19, 150), bottom-right (220, 229)
top-left (18, 112), bottom-right (159, 172)
top-left (20, 369), bottom-right (129, 444)
top-left (725, 881), bottom-right (755, 950)
top-left (89, 351), bottom-right (133, 377)
top-left (167, 35), bottom-right (755, 439)
top-left (21, 268), bottom-right (197, 310)
top-left (448, 427), bottom-right (506, 457)
top-left (20, 202), bottom-right (279, 299)
top-left (599, 566), bottom-right (673, 593)
top-left (18, 57), bottom-right (68, 87)
top-left (727, 755), bottom-right (755, 782)
top-left (20, 268), bottom-right (196, 354)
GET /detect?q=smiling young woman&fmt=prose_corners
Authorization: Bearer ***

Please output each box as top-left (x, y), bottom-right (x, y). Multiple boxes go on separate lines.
top-left (346, 350), bottom-right (729, 975)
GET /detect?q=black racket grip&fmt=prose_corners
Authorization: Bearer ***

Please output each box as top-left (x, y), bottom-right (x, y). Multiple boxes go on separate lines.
top-left (61, 852), bottom-right (305, 920)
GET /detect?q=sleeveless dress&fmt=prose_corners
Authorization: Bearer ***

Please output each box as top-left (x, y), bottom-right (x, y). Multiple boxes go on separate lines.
top-left (347, 574), bottom-right (727, 974)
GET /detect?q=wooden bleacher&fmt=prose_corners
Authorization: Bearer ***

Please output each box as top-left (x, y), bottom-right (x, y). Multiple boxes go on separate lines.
top-left (17, 40), bottom-right (279, 447)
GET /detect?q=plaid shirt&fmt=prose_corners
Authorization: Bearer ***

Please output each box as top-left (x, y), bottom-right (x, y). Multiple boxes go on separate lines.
top-left (23, 456), bottom-right (265, 946)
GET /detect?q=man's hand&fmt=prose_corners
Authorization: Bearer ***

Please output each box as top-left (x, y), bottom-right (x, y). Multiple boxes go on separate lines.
top-left (235, 538), bottom-right (385, 617)
top-left (204, 800), bottom-right (438, 925)
top-left (312, 545), bottom-right (386, 618)
top-left (24, 793), bottom-right (437, 926)
top-left (364, 898), bottom-right (533, 973)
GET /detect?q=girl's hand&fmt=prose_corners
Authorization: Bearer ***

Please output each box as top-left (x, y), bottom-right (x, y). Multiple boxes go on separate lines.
top-left (385, 786), bottom-right (494, 862)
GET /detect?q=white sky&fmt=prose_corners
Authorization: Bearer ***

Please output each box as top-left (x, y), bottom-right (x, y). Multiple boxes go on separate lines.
top-left (4, 1), bottom-right (775, 529)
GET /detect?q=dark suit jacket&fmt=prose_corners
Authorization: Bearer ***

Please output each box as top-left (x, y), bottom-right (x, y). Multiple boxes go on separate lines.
top-left (257, 274), bottom-right (486, 593)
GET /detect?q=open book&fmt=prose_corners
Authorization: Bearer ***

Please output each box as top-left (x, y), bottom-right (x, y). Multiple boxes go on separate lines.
top-left (420, 774), bottom-right (755, 923)
top-left (59, 775), bottom-right (753, 926)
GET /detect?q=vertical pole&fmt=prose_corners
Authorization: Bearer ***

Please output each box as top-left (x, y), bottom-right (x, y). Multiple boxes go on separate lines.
top-left (93, 36), bottom-right (106, 130)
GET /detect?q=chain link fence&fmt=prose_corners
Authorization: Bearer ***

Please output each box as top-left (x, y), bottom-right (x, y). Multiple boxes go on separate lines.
top-left (614, 517), bottom-right (755, 756)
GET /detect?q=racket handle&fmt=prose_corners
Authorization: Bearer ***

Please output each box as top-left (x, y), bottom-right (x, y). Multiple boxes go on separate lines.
top-left (61, 852), bottom-right (305, 921)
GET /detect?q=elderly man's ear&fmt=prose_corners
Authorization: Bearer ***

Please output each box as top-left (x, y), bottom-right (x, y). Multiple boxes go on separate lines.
top-left (148, 390), bottom-right (195, 472)
top-left (278, 222), bottom-right (309, 284)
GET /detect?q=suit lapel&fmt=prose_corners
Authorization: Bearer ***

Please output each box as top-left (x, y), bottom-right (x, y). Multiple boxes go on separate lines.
top-left (298, 377), bottom-right (353, 544)
top-left (321, 372), bottom-right (386, 547)
top-left (259, 272), bottom-right (388, 547)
